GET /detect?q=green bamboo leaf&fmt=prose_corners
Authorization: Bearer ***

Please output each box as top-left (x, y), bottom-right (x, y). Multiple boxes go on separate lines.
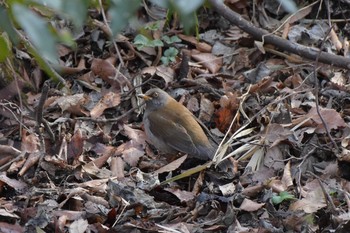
top-left (0, 6), bottom-right (19, 44)
top-left (109, 0), bottom-right (141, 36)
top-left (12, 3), bottom-right (58, 64)
top-left (0, 33), bottom-right (11, 62)
top-left (31, 0), bottom-right (89, 28)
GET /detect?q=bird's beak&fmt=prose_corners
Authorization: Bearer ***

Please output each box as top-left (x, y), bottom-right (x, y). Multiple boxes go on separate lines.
top-left (138, 94), bottom-right (152, 101)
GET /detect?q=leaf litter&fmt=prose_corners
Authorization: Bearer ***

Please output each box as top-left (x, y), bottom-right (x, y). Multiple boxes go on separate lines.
top-left (2, 0), bottom-right (350, 232)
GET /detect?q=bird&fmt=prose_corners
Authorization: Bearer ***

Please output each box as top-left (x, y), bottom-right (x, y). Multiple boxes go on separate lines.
top-left (138, 88), bottom-right (232, 171)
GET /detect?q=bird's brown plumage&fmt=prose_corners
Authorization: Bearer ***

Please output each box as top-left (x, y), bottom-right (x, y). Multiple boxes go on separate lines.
top-left (139, 88), bottom-right (232, 171)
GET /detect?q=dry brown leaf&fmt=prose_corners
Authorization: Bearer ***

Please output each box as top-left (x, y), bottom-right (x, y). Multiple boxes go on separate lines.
top-left (154, 155), bottom-right (187, 174)
top-left (67, 129), bottom-right (84, 163)
top-left (85, 152), bottom-right (112, 170)
top-left (90, 92), bottom-right (121, 119)
top-left (69, 219), bottom-right (88, 233)
top-left (289, 186), bottom-right (326, 213)
top-left (164, 188), bottom-right (195, 202)
top-left (18, 151), bottom-right (40, 176)
top-left (178, 34), bottom-right (212, 52)
top-left (281, 161), bottom-right (293, 188)
top-left (306, 107), bottom-right (347, 133)
top-left (239, 198), bottom-right (265, 212)
top-left (199, 95), bottom-right (214, 123)
top-left (191, 53), bottom-right (222, 73)
top-left (264, 146), bottom-right (284, 170)
top-left (187, 96), bottom-right (199, 113)
top-left (141, 65), bottom-right (174, 85)
top-left (21, 129), bottom-right (39, 153)
top-left (0, 222), bottom-right (24, 232)
top-left (215, 92), bottom-right (239, 132)
top-left (110, 157), bottom-right (125, 178)
top-left (123, 124), bottom-right (147, 146)
top-left (119, 141), bottom-right (144, 167)
top-left (55, 93), bottom-right (89, 116)
top-left (0, 174), bottom-right (28, 192)
top-left (91, 58), bottom-right (116, 80)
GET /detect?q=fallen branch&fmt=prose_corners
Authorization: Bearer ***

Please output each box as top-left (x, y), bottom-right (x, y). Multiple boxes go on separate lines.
top-left (208, 0), bottom-right (350, 70)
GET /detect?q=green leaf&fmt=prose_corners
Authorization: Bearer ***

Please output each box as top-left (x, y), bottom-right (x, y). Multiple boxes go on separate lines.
top-left (145, 21), bottom-right (161, 31)
top-left (160, 56), bottom-right (170, 65)
top-left (271, 195), bottom-right (283, 205)
top-left (133, 34), bottom-right (150, 49)
top-left (12, 4), bottom-right (58, 64)
top-left (0, 33), bottom-right (11, 62)
top-left (173, 0), bottom-right (204, 15)
top-left (134, 34), bottom-right (163, 50)
top-left (60, 0), bottom-right (89, 28)
top-left (0, 6), bottom-right (19, 44)
top-left (150, 39), bottom-right (164, 47)
top-left (161, 47), bottom-right (178, 65)
top-left (272, 191), bottom-right (295, 205)
top-left (151, 0), bottom-right (202, 35)
top-left (164, 47), bottom-right (178, 57)
top-left (162, 35), bottom-right (181, 44)
top-left (109, 0), bottom-right (141, 36)
top-left (31, 0), bottom-right (89, 28)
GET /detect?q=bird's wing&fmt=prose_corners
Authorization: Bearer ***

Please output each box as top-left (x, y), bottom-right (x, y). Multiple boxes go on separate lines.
top-left (147, 112), bottom-right (199, 156)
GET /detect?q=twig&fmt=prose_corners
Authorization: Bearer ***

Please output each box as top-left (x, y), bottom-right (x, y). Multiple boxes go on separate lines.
top-left (75, 104), bottom-right (144, 123)
top-left (6, 58), bottom-right (24, 138)
top-left (34, 81), bottom-right (50, 177)
top-left (307, 171), bottom-right (338, 214)
top-left (0, 101), bottom-right (33, 133)
top-left (312, 25), bottom-right (339, 152)
top-left (0, 151), bottom-right (26, 172)
top-left (35, 81), bottom-right (49, 127)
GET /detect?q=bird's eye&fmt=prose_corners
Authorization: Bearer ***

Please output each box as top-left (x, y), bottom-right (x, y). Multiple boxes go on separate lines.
top-left (153, 92), bottom-right (159, 97)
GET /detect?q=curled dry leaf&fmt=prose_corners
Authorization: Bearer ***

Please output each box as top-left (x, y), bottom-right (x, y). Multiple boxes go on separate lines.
top-left (281, 161), bottom-right (293, 188)
top-left (90, 91), bottom-right (121, 119)
top-left (215, 92), bottom-right (239, 133)
top-left (110, 157), bottom-right (125, 178)
top-left (239, 198), bottom-right (265, 212)
top-left (67, 129), bottom-right (84, 164)
top-left (21, 129), bottom-right (39, 153)
top-left (18, 151), bottom-right (41, 176)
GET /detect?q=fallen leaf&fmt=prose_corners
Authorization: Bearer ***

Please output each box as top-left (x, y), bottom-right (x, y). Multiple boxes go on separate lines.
top-left (192, 53), bottom-right (222, 73)
top-left (90, 91), bottom-right (121, 119)
top-left (239, 198), bottom-right (265, 212)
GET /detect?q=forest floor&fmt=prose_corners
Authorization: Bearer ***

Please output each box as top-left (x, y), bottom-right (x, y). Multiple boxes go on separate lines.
top-left (1, 0), bottom-right (350, 232)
